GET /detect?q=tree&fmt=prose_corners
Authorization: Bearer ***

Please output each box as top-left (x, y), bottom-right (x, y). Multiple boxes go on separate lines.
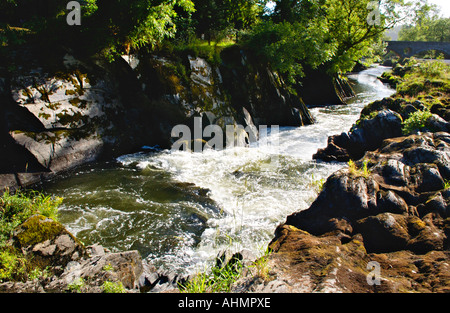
top-left (191, 0), bottom-right (266, 43)
top-left (272, 0), bottom-right (324, 24)
top-left (244, 0), bottom-right (410, 79)
top-left (399, 7), bottom-right (450, 43)
top-left (86, 0), bottom-right (195, 54)
top-left (1, 0), bottom-right (196, 58)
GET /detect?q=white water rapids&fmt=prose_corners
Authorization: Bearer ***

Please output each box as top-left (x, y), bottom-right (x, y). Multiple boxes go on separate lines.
top-left (47, 65), bottom-right (395, 275)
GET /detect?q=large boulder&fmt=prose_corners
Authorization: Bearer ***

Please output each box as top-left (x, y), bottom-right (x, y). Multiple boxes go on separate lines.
top-left (286, 169), bottom-right (379, 236)
top-left (355, 213), bottom-right (411, 253)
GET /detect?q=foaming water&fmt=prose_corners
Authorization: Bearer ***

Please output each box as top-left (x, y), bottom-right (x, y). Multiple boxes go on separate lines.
top-left (44, 65), bottom-right (395, 275)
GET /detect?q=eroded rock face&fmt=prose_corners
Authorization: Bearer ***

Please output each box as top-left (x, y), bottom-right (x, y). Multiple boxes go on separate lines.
top-left (238, 224), bottom-right (449, 293)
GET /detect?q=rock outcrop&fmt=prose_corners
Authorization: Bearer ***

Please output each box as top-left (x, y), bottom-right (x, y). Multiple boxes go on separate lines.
top-left (233, 132), bottom-right (450, 293)
top-left (313, 97), bottom-right (450, 162)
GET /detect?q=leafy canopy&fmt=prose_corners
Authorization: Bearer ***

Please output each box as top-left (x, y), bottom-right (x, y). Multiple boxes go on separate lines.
top-left (243, 0), bottom-right (410, 79)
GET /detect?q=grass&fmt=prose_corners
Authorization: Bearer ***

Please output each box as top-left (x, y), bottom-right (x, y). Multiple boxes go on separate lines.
top-left (0, 189), bottom-right (63, 283)
top-left (348, 159), bottom-right (371, 178)
top-left (402, 109), bottom-right (433, 135)
top-left (444, 180), bottom-right (450, 190)
top-left (179, 246), bottom-right (273, 293)
top-left (179, 258), bottom-right (244, 293)
top-left (396, 59), bottom-right (450, 101)
top-left (249, 247), bottom-right (272, 281)
top-left (310, 175), bottom-right (326, 194)
top-left (162, 37), bottom-right (236, 66)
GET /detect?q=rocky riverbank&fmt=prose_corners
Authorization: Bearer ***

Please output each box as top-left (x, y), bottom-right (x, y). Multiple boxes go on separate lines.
top-left (3, 58), bottom-right (448, 294)
top-left (231, 60), bottom-right (450, 293)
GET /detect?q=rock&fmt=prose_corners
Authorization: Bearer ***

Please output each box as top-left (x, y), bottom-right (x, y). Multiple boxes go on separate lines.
top-left (87, 244), bottom-right (106, 257)
top-left (216, 249), bottom-right (257, 269)
top-left (262, 225), bottom-right (391, 293)
top-left (356, 213), bottom-right (410, 253)
top-left (264, 128), bottom-right (450, 293)
top-left (314, 109), bottom-right (403, 161)
top-left (406, 214), bottom-right (446, 254)
top-left (297, 65), bottom-right (355, 107)
top-left (4, 215), bottom-right (146, 293)
top-left (285, 169), bottom-right (379, 236)
top-left (376, 190), bottom-right (409, 214)
top-left (12, 215), bottom-right (86, 269)
top-left (312, 134), bottom-right (350, 162)
top-left (46, 250), bottom-right (144, 292)
top-left (410, 163), bottom-right (445, 193)
top-left (426, 114), bottom-right (450, 133)
top-left (0, 280), bottom-right (45, 293)
top-left (0, 44), bottom-right (319, 190)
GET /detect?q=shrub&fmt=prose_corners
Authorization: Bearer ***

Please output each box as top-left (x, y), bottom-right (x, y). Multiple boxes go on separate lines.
top-left (0, 189), bottom-right (62, 245)
top-left (179, 258), bottom-right (244, 293)
top-left (68, 277), bottom-right (86, 293)
top-left (402, 110), bottom-right (433, 135)
top-left (0, 248), bottom-right (27, 282)
top-left (102, 281), bottom-right (127, 294)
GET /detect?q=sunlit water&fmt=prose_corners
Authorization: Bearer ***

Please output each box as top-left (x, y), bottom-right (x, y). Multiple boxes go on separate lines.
top-left (43, 66), bottom-right (395, 275)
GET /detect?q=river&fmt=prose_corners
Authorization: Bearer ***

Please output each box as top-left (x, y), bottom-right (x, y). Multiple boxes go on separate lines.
top-left (42, 65), bottom-right (395, 275)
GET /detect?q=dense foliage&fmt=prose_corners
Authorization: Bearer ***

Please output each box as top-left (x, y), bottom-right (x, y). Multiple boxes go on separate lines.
top-left (0, 0), bottom-right (444, 77)
top-left (398, 0), bottom-right (450, 42)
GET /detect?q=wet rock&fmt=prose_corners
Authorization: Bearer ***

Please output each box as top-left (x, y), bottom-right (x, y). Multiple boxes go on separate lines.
top-left (312, 134), bottom-right (351, 162)
top-left (314, 109), bottom-right (403, 161)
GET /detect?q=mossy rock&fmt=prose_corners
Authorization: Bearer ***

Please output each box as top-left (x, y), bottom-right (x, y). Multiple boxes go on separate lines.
top-left (12, 215), bottom-right (86, 269)
top-left (13, 215), bottom-right (67, 248)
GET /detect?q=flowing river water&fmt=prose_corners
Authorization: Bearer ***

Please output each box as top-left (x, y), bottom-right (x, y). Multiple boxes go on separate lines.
top-left (43, 65), bottom-right (395, 275)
